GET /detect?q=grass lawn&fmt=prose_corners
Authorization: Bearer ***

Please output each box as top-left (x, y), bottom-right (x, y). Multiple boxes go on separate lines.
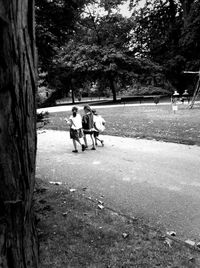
top-left (43, 103), bottom-right (200, 146)
top-left (35, 179), bottom-right (200, 267)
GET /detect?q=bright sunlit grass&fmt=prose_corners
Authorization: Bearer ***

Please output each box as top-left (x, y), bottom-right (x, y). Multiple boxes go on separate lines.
top-left (43, 104), bottom-right (200, 146)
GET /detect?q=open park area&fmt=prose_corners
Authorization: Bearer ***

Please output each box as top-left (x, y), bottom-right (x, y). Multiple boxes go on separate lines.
top-left (2, 1), bottom-right (200, 267)
top-left (36, 102), bottom-right (200, 267)
top-left (41, 102), bottom-right (200, 146)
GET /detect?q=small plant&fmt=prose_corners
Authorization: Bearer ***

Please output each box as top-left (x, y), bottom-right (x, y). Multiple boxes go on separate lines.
top-left (153, 96), bottom-right (160, 105)
top-left (37, 112), bottom-right (49, 124)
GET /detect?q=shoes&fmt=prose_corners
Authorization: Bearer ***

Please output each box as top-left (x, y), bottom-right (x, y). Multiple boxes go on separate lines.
top-left (82, 144), bottom-right (86, 151)
top-left (72, 150), bottom-right (78, 153)
top-left (91, 147), bottom-right (96, 150)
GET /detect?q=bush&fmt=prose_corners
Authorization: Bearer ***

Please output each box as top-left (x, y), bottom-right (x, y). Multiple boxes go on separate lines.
top-left (37, 112), bottom-right (49, 123)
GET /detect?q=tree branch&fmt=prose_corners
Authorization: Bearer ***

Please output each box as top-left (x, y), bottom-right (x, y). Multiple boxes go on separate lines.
top-left (86, 5), bottom-right (102, 45)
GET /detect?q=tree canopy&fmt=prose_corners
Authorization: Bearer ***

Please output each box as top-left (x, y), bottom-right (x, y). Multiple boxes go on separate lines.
top-left (36, 0), bottom-right (200, 105)
top-left (35, 0), bottom-right (89, 68)
top-left (129, 0), bottom-right (200, 91)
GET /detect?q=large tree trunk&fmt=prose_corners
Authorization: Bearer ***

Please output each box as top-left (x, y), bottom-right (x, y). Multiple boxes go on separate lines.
top-left (71, 87), bottom-right (75, 104)
top-left (0, 1), bottom-right (38, 267)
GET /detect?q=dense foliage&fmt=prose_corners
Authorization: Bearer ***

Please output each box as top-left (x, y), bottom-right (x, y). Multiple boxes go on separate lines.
top-left (36, 0), bottom-right (200, 105)
top-left (131, 0), bottom-right (200, 92)
top-left (35, 0), bottom-right (89, 68)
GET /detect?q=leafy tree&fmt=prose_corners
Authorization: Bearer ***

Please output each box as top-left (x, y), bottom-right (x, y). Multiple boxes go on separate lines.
top-left (180, 1), bottom-right (200, 68)
top-left (48, 1), bottom-right (154, 100)
top-left (35, 0), bottom-right (127, 69)
top-left (35, 0), bottom-right (89, 69)
top-left (130, 0), bottom-right (200, 92)
top-left (39, 0), bottom-right (175, 106)
top-left (52, 40), bottom-right (165, 103)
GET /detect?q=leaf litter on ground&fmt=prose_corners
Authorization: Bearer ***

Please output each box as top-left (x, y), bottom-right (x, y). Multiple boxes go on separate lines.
top-left (35, 178), bottom-right (200, 268)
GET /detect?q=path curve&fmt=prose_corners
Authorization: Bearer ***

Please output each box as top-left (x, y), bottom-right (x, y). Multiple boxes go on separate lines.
top-left (36, 130), bottom-right (200, 240)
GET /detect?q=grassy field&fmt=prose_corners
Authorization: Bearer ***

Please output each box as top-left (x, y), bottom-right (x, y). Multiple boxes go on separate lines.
top-left (35, 179), bottom-right (200, 268)
top-left (43, 103), bottom-right (200, 146)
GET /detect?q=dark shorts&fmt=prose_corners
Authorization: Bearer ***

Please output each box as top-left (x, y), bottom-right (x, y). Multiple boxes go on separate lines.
top-left (83, 129), bottom-right (94, 135)
top-left (93, 131), bottom-right (99, 138)
top-left (70, 128), bottom-right (83, 141)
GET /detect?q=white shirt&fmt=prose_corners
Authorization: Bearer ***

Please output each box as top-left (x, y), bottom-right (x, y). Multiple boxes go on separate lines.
top-left (93, 115), bottom-right (105, 132)
top-left (69, 114), bottom-right (82, 130)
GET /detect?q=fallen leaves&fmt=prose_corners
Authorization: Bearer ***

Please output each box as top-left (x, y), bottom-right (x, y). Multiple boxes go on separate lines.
top-left (98, 204), bottom-right (104, 210)
top-left (122, 232), bottom-right (129, 239)
top-left (185, 239), bottom-right (195, 246)
top-left (49, 181), bottom-right (62, 185)
top-left (69, 188), bottom-right (76, 192)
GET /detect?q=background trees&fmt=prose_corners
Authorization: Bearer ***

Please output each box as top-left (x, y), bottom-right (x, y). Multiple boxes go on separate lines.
top-left (36, 0), bottom-right (200, 106)
top-left (35, 0), bottom-right (89, 69)
top-left (131, 0), bottom-right (200, 92)
top-left (41, 0), bottom-right (169, 105)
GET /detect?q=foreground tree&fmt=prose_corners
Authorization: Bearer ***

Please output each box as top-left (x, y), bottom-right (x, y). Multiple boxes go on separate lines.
top-left (0, 1), bottom-right (38, 267)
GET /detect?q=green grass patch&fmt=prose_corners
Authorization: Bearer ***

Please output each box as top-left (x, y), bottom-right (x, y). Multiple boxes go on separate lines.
top-left (44, 104), bottom-right (200, 146)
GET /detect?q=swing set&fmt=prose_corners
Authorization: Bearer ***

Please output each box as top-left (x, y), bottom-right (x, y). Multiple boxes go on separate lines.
top-left (183, 70), bottom-right (200, 109)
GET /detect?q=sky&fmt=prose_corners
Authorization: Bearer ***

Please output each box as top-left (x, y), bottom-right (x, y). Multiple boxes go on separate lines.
top-left (84, 0), bottom-right (146, 19)
top-left (119, 0), bottom-right (146, 17)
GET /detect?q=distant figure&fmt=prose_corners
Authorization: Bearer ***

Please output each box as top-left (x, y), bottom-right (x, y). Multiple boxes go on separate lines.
top-left (82, 105), bottom-right (96, 150)
top-left (92, 109), bottom-right (105, 147)
top-left (65, 106), bottom-right (86, 153)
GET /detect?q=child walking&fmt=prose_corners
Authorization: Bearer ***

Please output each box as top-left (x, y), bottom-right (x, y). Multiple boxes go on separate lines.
top-left (82, 105), bottom-right (96, 150)
top-left (92, 109), bottom-right (106, 147)
top-left (65, 106), bottom-right (86, 153)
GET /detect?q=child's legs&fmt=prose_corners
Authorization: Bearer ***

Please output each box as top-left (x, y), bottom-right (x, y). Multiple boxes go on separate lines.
top-left (90, 133), bottom-right (95, 147)
top-left (73, 139), bottom-right (77, 150)
top-left (96, 136), bottom-right (101, 142)
top-left (94, 132), bottom-right (101, 145)
top-left (79, 137), bottom-right (84, 145)
top-left (94, 137), bottom-right (97, 145)
top-left (77, 129), bottom-right (84, 145)
top-left (83, 135), bottom-right (88, 147)
top-left (93, 132), bottom-right (97, 145)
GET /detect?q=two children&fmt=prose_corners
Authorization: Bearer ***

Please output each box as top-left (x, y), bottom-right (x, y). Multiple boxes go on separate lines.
top-left (65, 106), bottom-right (105, 153)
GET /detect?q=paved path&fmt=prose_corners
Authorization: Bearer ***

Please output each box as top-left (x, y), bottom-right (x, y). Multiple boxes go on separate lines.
top-left (37, 102), bottom-right (171, 114)
top-left (37, 101), bottom-right (200, 114)
top-left (36, 130), bottom-right (200, 240)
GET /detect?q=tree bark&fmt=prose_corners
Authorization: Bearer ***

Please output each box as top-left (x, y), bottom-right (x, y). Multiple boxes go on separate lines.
top-left (71, 86), bottom-right (75, 104)
top-left (71, 78), bottom-right (76, 104)
top-left (109, 75), bottom-right (117, 102)
top-left (0, 1), bottom-right (38, 267)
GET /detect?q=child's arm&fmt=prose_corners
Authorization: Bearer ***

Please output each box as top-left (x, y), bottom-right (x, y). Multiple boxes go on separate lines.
top-left (101, 117), bottom-right (106, 125)
top-left (64, 118), bottom-right (72, 126)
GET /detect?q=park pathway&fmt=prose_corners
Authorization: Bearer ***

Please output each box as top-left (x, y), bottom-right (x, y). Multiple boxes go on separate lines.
top-left (36, 130), bottom-right (200, 241)
top-left (37, 102), bottom-right (171, 113)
